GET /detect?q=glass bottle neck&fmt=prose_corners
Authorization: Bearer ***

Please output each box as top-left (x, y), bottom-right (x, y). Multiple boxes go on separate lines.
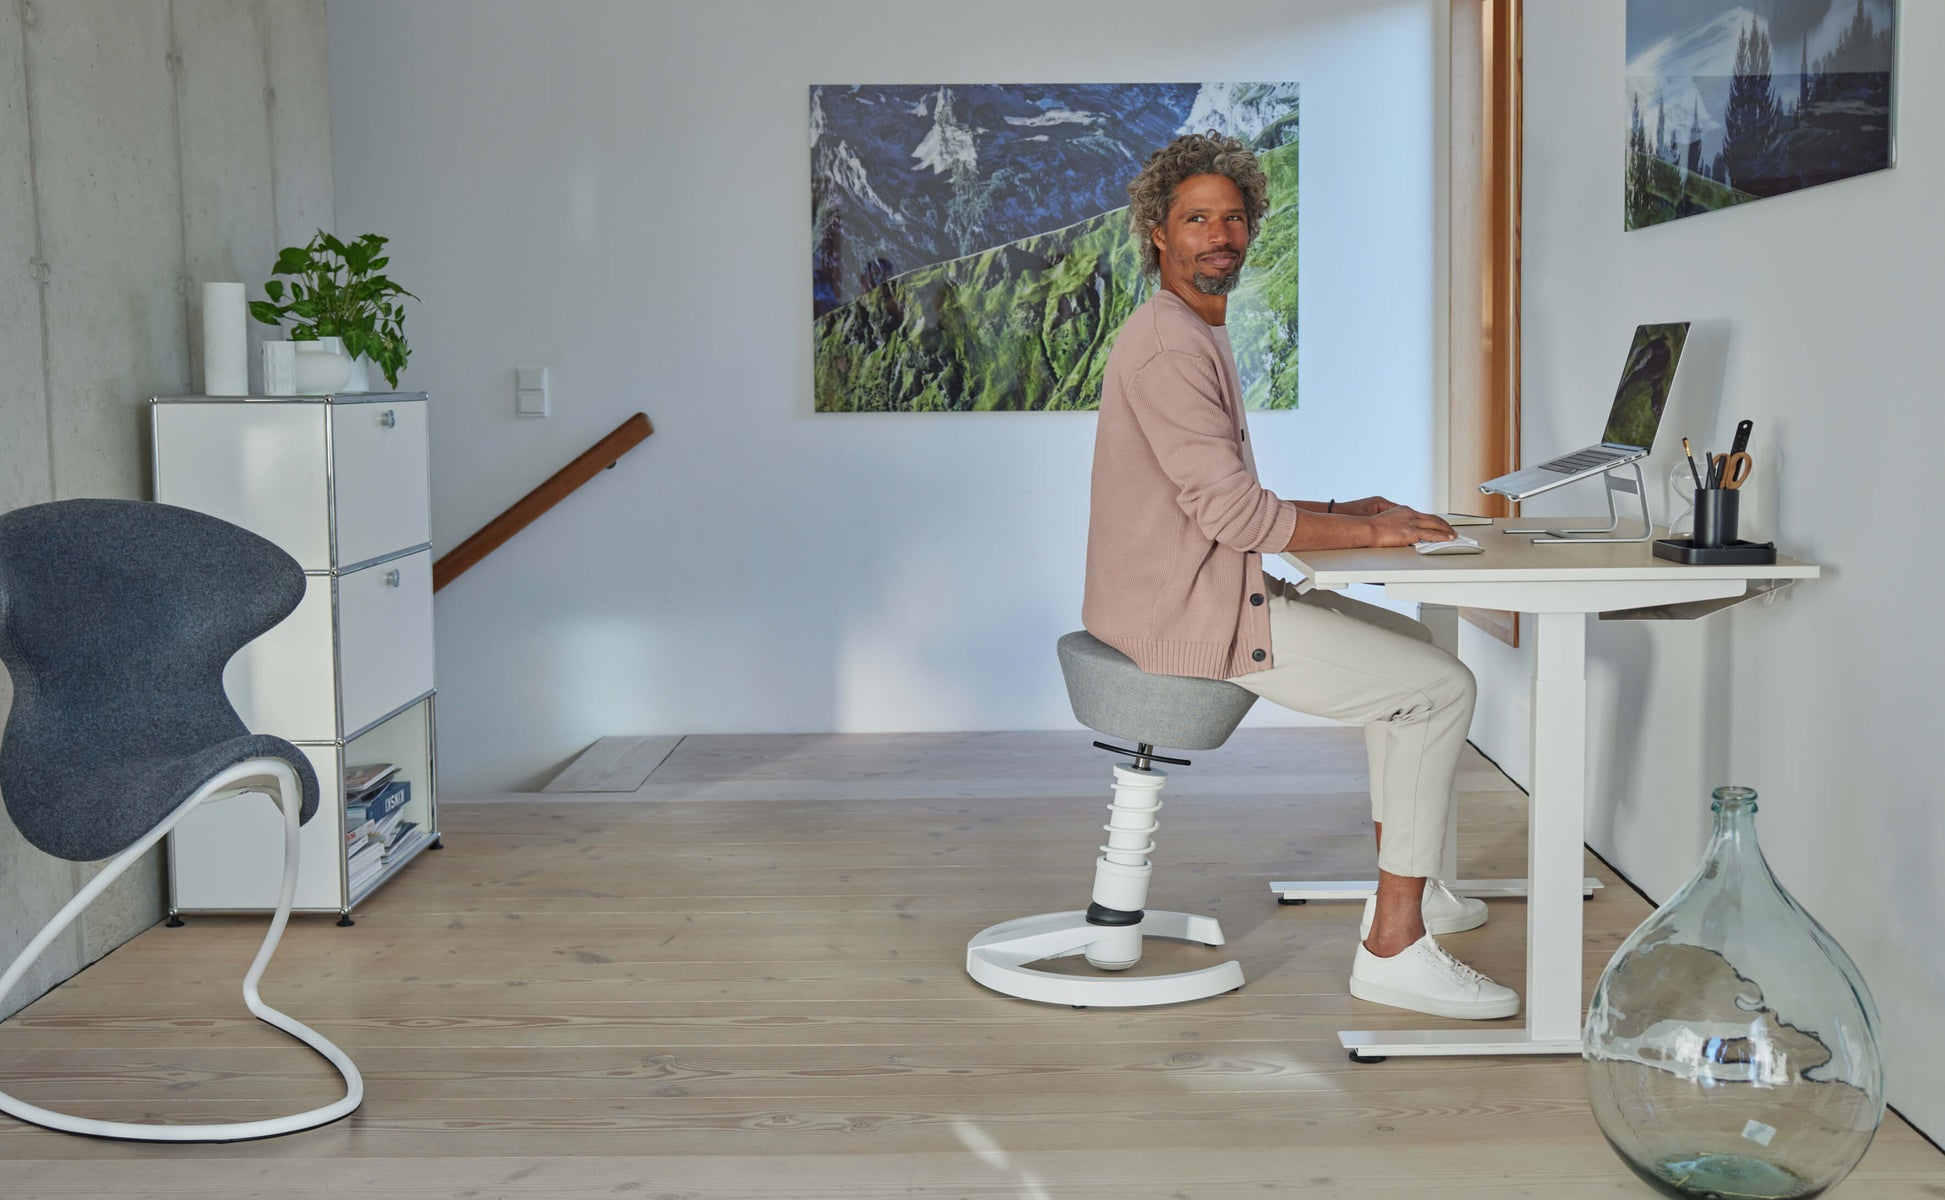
top-left (1701, 790), bottom-right (1769, 891)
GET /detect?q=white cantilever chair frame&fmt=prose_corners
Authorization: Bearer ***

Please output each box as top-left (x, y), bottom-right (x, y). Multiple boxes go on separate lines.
top-left (0, 757), bottom-right (363, 1142)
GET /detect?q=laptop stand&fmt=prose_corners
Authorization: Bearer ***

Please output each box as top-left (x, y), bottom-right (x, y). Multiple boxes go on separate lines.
top-left (1504, 460), bottom-right (1655, 544)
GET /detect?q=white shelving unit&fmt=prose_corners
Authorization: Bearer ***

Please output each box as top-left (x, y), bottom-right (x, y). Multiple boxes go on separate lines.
top-left (150, 391), bottom-right (440, 924)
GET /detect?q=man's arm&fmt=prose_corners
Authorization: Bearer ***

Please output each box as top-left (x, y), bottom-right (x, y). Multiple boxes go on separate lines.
top-left (1120, 351), bottom-right (1455, 553)
top-left (1122, 351), bottom-right (1296, 553)
top-left (1290, 496), bottom-right (1398, 516)
top-left (1283, 505), bottom-right (1457, 552)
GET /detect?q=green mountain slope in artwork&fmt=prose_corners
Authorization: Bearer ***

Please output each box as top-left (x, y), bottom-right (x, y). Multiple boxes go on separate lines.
top-left (1627, 153), bottom-right (1754, 230)
top-left (1229, 138), bottom-right (1299, 410)
top-left (816, 139), bottom-right (1299, 412)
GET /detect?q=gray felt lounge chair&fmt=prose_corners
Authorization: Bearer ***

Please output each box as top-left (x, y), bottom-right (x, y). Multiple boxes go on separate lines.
top-left (0, 498), bottom-right (361, 1141)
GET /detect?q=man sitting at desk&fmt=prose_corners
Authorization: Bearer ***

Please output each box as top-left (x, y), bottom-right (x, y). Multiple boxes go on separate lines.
top-left (1082, 133), bottom-right (1517, 1020)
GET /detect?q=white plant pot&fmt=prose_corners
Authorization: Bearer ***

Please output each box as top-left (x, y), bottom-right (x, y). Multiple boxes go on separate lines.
top-left (317, 336), bottom-right (378, 393)
top-left (292, 337), bottom-right (352, 394)
top-left (339, 346), bottom-right (376, 394)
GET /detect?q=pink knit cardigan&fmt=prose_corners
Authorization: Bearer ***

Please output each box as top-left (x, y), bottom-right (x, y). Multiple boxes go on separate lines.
top-left (1082, 290), bottom-right (1298, 680)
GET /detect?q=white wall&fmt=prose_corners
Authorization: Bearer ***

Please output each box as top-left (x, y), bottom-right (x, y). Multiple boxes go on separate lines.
top-left (0, 0), bottom-right (332, 1018)
top-left (326, 0), bottom-right (1442, 793)
top-left (1468, 0), bottom-right (1944, 1139)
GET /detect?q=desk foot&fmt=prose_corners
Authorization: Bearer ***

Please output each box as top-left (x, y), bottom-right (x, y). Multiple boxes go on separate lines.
top-left (1270, 877), bottom-right (1603, 902)
top-left (1338, 1028), bottom-right (1583, 1058)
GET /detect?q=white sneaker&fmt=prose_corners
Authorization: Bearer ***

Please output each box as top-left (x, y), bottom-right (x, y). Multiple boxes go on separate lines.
top-left (1359, 878), bottom-right (1488, 939)
top-left (1349, 934), bottom-right (1519, 1020)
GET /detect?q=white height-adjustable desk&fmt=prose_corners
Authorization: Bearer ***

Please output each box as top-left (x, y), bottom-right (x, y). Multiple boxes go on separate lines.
top-left (1275, 519), bottom-right (1819, 1060)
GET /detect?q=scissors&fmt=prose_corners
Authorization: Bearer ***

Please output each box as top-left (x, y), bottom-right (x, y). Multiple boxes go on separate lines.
top-left (1711, 452), bottom-right (1753, 490)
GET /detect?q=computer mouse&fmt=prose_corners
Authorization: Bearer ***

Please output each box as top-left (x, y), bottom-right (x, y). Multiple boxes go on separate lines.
top-left (1415, 535), bottom-right (1483, 555)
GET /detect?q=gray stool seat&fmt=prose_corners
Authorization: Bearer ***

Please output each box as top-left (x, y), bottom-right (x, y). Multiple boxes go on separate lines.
top-left (1057, 631), bottom-right (1256, 751)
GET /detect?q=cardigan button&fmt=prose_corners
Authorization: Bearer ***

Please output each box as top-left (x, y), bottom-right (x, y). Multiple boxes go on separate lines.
top-left (1250, 593), bottom-right (1264, 606)
top-left (1252, 649), bottom-right (1267, 662)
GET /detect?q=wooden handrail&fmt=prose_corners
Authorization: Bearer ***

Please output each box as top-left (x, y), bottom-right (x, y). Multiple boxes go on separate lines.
top-left (432, 412), bottom-right (654, 591)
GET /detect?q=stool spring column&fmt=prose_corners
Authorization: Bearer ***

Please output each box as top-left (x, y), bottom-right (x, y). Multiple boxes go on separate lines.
top-left (1083, 758), bottom-right (1167, 969)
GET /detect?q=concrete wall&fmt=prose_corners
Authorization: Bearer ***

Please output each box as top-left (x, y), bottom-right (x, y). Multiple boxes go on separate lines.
top-left (326, 0), bottom-right (1443, 795)
top-left (1463, 0), bottom-right (1943, 1140)
top-left (0, 0), bottom-right (332, 1018)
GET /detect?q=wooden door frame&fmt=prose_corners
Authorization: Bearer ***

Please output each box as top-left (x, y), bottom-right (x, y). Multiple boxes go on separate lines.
top-left (1443, 0), bottom-right (1522, 646)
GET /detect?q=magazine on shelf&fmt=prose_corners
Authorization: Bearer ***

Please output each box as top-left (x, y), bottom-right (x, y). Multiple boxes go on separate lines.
top-left (344, 762), bottom-right (400, 799)
top-left (348, 825), bottom-right (430, 897)
top-left (351, 780), bottom-right (411, 824)
top-left (381, 820), bottom-right (422, 861)
top-left (347, 857), bottom-right (384, 892)
top-left (346, 780), bottom-right (406, 843)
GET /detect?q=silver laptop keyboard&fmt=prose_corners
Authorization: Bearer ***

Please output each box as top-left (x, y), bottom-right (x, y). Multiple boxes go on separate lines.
top-left (1537, 447), bottom-right (1627, 474)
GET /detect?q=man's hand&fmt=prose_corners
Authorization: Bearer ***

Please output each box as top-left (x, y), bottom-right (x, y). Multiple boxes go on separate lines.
top-left (1366, 505), bottom-right (1458, 547)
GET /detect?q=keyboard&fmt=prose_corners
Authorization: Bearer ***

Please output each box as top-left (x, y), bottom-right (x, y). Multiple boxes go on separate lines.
top-left (1537, 446), bottom-right (1629, 474)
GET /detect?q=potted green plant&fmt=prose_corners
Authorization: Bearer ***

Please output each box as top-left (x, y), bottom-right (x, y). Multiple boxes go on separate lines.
top-left (250, 231), bottom-right (417, 392)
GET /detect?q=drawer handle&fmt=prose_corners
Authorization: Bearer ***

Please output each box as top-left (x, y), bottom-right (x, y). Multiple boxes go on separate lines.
top-left (379, 410), bottom-right (397, 428)
top-left (384, 569), bottom-right (402, 588)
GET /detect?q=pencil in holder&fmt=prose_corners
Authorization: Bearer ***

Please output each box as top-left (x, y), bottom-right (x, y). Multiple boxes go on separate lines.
top-left (1692, 488), bottom-right (1739, 549)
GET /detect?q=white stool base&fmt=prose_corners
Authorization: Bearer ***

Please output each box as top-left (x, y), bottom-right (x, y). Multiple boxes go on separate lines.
top-left (966, 910), bottom-right (1244, 1007)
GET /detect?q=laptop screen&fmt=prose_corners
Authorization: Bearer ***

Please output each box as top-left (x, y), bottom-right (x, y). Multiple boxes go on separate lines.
top-left (1600, 322), bottom-right (1690, 449)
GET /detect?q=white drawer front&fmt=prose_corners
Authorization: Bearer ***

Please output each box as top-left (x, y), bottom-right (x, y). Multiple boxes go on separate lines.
top-left (338, 550), bottom-right (435, 734)
top-left (154, 404), bottom-right (332, 569)
top-left (225, 573), bottom-right (337, 741)
top-left (331, 401), bottom-right (431, 567)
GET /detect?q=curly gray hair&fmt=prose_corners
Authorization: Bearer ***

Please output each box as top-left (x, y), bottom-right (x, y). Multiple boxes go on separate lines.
top-left (1126, 132), bottom-right (1269, 279)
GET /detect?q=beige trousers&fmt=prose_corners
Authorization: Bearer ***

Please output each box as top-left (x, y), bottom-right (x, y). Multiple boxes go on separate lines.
top-left (1226, 573), bottom-right (1477, 878)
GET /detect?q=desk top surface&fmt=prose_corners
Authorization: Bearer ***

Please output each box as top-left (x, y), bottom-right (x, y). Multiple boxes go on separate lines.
top-left (1280, 518), bottom-right (1821, 587)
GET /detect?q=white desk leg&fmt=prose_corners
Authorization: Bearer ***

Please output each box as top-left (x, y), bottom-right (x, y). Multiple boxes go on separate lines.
top-left (1418, 601), bottom-right (1460, 655)
top-left (1270, 602), bottom-right (1600, 905)
top-left (1334, 609), bottom-right (1589, 1059)
top-left (1522, 609), bottom-right (1587, 1047)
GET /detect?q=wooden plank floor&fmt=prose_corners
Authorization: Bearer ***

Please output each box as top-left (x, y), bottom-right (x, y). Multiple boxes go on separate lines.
top-left (2, 730), bottom-right (1938, 1198)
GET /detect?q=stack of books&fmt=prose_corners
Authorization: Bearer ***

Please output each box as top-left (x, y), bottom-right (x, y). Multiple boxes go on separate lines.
top-left (344, 763), bottom-right (429, 895)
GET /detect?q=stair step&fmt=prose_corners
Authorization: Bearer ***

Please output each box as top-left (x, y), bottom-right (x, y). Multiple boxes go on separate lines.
top-left (542, 735), bottom-right (684, 793)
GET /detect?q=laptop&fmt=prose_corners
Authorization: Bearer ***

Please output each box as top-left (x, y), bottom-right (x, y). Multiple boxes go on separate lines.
top-left (1480, 322), bottom-right (1690, 501)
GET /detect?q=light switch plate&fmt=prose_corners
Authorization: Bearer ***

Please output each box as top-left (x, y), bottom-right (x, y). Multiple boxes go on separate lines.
top-left (516, 366), bottom-right (549, 418)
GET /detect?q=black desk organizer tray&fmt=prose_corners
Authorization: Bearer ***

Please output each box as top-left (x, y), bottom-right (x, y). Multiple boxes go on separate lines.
top-left (1653, 537), bottom-right (1777, 566)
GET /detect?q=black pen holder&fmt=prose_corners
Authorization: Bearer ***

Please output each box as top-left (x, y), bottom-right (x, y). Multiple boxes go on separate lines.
top-left (1692, 488), bottom-right (1740, 549)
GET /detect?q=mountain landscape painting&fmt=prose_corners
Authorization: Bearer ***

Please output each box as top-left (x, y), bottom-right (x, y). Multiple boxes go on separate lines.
top-left (811, 83), bottom-right (1299, 412)
top-left (1625, 0), bottom-right (1895, 231)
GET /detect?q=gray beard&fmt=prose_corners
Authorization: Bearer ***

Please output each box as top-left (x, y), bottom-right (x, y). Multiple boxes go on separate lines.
top-left (1192, 266), bottom-right (1242, 296)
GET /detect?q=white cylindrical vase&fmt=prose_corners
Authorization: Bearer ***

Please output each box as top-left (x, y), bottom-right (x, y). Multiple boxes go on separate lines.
top-left (200, 282), bottom-right (248, 395)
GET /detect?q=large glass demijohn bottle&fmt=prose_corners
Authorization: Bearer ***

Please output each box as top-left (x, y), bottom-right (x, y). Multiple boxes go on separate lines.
top-left (1584, 787), bottom-right (1885, 1199)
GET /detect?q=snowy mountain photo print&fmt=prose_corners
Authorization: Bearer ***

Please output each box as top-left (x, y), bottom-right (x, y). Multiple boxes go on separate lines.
top-left (811, 83), bottom-right (1299, 412)
top-left (1625, 1), bottom-right (1894, 230)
